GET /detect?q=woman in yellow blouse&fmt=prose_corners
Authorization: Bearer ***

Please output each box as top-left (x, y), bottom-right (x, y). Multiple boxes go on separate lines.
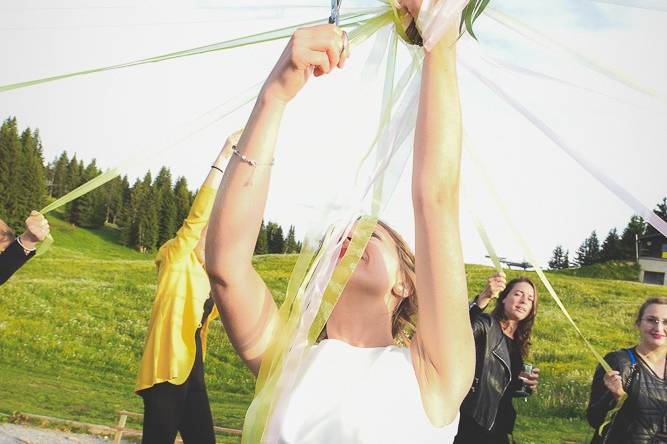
top-left (135, 130), bottom-right (240, 444)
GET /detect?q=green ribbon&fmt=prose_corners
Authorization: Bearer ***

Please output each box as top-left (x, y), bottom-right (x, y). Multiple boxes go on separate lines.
top-left (0, 9), bottom-right (383, 94)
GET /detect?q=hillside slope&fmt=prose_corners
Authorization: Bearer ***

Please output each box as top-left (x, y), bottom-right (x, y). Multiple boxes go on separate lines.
top-left (1, 217), bottom-right (666, 443)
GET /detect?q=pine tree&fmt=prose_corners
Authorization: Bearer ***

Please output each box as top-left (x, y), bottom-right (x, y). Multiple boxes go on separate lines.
top-left (0, 117), bottom-right (22, 229)
top-left (588, 231), bottom-right (601, 264)
top-left (65, 155), bottom-right (83, 196)
top-left (114, 175), bottom-right (132, 229)
top-left (105, 176), bottom-right (127, 226)
top-left (268, 223), bottom-right (285, 254)
top-left (154, 167), bottom-right (177, 247)
top-left (121, 173), bottom-right (159, 252)
top-left (601, 228), bottom-right (621, 262)
top-left (49, 151), bottom-right (70, 197)
top-left (18, 128), bottom-right (47, 215)
top-left (620, 215), bottom-right (646, 259)
top-left (574, 239), bottom-right (589, 267)
top-left (68, 160), bottom-right (106, 228)
top-left (563, 250), bottom-right (570, 269)
top-left (137, 172), bottom-right (159, 251)
top-left (173, 176), bottom-right (191, 225)
top-left (575, 231), bottom-right (601, 267)
top-left (548, 245), bottom-right (567, 269)
top-left (284, 225), bottom-right (299, 253)
top-left (645, 197), bottom-right (667, 236)
top-left (254, 220), bottom-right (268, 255)
top-left (122, 178), bottom-right (142, 248)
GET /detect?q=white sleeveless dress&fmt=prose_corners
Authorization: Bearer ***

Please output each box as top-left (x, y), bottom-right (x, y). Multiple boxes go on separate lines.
top-left (272, 338), bottom-right (459, 444)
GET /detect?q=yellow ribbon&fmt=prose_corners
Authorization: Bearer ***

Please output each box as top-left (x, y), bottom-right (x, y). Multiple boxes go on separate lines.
top-left (465, 134), bottom-right (612, 372)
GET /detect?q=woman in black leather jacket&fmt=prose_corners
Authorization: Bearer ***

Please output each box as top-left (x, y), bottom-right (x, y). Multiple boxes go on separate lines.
top-left (586, 297), bottom-right (667, 444)
top-left (454, 273), bottom-right (541, 444)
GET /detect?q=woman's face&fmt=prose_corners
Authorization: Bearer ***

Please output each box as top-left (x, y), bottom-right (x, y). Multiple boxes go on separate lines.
top-left (0, 219), bottom-right (12, 252)
top-left (638, 303), bottom-right (667, 350)
top-left (341, 223), bottom-right (403, 305)
top-left (501, 282), bottom-right (535, 322)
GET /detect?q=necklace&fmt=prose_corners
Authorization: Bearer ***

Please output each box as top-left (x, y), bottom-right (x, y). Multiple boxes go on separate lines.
top-left (636, 349), bottom-right (667, 380)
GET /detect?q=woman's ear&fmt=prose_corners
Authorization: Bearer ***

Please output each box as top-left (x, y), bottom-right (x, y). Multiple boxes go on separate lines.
top-left (391, 282), bottom-right (409, 299)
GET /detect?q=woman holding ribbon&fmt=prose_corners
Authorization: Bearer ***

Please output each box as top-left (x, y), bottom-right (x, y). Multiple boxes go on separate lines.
top-left (586, 297), bottom-right (667, 444)
top-left (205, 1), bottom-right (475, 442)
top-left (455, 273), bottom-right (541, 444)
top-left (134, 131), bottom-right (239, 444)
top-left (0, 211), bottom-right (50, 285)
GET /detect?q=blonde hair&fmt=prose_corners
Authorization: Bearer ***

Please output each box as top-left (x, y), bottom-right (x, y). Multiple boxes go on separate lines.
top-left (376, 220), bottom-right (417, 346)
top-left (316, 219), bottom-right (418, 345)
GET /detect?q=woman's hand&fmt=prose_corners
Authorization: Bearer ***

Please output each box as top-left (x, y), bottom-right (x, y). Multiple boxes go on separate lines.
top-left (603, 370), bottom-right (626, 400)
top-left (519, 367), bottom-right (540, 393)
top-left (19, 211), bottom-right (50, 251)
top-left (260, 24), bottom-right (350, 105)
top-left (398, 0), bottom-right (423, 19)
top-left (477, 271), bottom-right (506, 309)
top-left (220, 128), bottom-right (244, 160)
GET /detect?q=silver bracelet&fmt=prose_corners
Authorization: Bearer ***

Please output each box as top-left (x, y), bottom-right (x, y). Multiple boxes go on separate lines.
top-left (16, 236), bottom-right (36, 253)
top-left (232, 146), bottom-right (274, 167)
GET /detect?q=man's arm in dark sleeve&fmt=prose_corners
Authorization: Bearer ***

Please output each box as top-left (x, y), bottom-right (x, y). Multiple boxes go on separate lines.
top-left (0, 239), bottom-right (35, 285)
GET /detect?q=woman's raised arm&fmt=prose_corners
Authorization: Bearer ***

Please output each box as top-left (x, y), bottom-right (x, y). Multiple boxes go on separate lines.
top-left (409, 25), bottom-right (475, 425)
top-left (205, 25), bottom-right (349, 375)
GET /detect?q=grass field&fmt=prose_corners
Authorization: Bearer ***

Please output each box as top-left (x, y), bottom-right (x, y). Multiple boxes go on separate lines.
top-left (1, 214), bottom-right (666, 443)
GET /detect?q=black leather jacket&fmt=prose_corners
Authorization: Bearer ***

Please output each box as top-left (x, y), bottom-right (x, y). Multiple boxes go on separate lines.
top-left (586, 348), bottom-right (659, 444)
top-left (459, 303), bottom-right (521, 432)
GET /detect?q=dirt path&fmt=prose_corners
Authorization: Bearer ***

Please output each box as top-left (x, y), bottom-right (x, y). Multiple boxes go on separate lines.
top-left (0, 423), bottom-right (125, 443)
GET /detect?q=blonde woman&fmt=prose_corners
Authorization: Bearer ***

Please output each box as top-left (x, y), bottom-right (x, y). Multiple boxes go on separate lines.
top-left (206, 2), bottom-right (475, 442)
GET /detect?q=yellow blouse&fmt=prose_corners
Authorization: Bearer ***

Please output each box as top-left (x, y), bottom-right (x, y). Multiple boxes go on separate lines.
top-left (135, 185), bottom-right (219, 392)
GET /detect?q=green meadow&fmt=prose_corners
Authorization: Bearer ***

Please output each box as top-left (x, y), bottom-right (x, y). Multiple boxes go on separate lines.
top-left (1, 214), bottom-right (665, 443)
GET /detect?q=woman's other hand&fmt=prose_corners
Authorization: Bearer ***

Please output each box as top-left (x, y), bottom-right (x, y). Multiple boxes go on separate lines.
top-left (260, 24), bottom-right (350, 105)
top-left (603, 370), bottom-right (626, 400)
top-left (398, 0), bottom-right (422, 19)
top-left (19, 210), bottom-right (50, 250)
top-left (477, 271), bottom-right (506, 309)
top-left (519, 367), bottom-right (540, 393)
top-left (220, 128), bottom-right (244, 160)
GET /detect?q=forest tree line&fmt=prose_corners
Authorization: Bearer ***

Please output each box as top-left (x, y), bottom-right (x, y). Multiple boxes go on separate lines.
top-left (549, 203), bottom-right (667, 270)
top-left (0, 117), bottom-right (300, 254)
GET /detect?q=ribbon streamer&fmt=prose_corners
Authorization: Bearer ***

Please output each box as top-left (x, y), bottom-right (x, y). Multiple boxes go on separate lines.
top-left (588, 0), bottom-right (667, 11)
top-left (463, 131), bottom-right (611, 371)
top-left (0, 8), bottom-right (384, 93)
top-left (485, 7), bottom-right (667, 103)
top-left (459, 55), bottom-right (667, 239)
top-left (34, 83), bottom-right (260, 255)
top-left (244, 10), bottom-right (430, 440)
top-left (464, 134), bottom-right (626, 437)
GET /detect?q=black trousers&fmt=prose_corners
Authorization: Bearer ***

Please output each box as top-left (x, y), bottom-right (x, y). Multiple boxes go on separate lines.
top-left (139, 327), bottom-right (215, 444)
top-left (454, 414), bottom-right (511, 444)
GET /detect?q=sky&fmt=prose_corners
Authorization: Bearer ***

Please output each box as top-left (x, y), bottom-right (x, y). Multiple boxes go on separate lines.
top-left (1, 0), bottom-right (666, 267)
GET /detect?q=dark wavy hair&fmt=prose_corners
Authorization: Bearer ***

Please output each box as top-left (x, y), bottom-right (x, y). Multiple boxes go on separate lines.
top-left (491, 277), bottom-right (539, 359)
